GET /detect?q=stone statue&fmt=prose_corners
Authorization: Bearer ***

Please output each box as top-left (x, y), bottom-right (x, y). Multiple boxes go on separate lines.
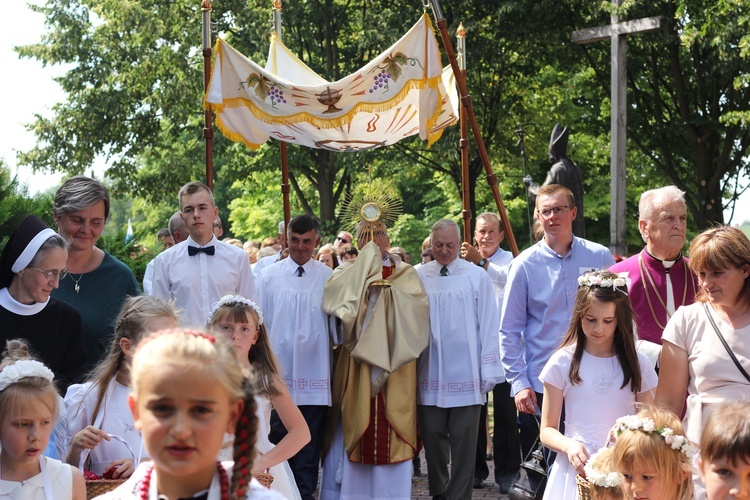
top-left (523, 123), bottom-right (586, 238)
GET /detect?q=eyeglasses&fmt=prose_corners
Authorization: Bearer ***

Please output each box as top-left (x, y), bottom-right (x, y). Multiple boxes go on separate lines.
top-left (336, 236), bottom-right (350, 244)
top-left (537, 205), bottom-right (569, 219)
top-left (31, 267), bottom-right (68, 282)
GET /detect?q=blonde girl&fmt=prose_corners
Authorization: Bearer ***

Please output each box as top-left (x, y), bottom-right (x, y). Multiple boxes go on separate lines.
top-left (96, 328), bottom-right (284, 499)
top-left (207, 295), bottom-right (310, 500)
top-left (611, 406), bottom-right (695, 499)
top-left (539, 271), bottom-right (658, 500)
top-left (65, 296), bottom-right (178, 479)
top-left (583, 448), bottom-right (624, 500)
top-left (0, 339), bottom-right (86, 499)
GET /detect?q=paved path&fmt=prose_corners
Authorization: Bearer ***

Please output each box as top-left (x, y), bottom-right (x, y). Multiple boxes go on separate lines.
top-left (314, 448), bottom-right (513, 499)
top-left (410, 448), bottom-right (511, 499)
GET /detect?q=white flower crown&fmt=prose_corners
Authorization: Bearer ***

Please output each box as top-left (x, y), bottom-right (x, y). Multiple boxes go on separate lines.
top-left (578, 272), bottom-right (630, 292)
top-left (207, 294), bottom-right (263, 326)
top-left (0, 360), bottom-right (55, 392)
top-left (584, 449), bottom-right (621, 488)
top-left (611, 415), bottom-right (697, 460)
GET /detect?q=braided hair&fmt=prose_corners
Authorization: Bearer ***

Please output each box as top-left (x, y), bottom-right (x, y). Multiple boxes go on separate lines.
top-left (131, 329), bottom-right (258, 499)
top-left (229, 376), bottom-right (259, 499)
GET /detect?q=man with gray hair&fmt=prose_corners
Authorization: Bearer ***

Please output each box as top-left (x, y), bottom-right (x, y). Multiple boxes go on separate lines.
top-left (143, 211), bottom-right (188, 294)
top-left (416, 218), bottom-right (504, 500)
top-left (168, 210), bottom-right (189, 243)
top-left (460, 211), bottom-right (519, 492)
top-left (609, 185), bottom-right (698, 353)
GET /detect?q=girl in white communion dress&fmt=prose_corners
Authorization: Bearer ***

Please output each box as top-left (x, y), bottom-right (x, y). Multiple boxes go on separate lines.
top-left (208, 294), bottom-right (311, 500)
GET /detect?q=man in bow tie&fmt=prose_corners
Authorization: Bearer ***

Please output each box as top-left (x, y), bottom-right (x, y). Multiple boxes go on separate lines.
top-left (150, 181), bottom-right (255, 327)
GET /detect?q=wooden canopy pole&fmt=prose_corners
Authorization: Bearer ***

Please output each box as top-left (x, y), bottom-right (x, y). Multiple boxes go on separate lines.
top-left (427, 0), bottom-right (519, 256)
top-left (272, 0), bottom-right (291, 245)
top-left (457, 23), bottom-right (471, 244)
top-left (201, 0), bottom-right (214, 191)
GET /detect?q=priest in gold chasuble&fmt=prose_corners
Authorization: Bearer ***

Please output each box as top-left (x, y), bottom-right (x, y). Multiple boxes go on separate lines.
top-left (320, 208), bottom-right (429, 500)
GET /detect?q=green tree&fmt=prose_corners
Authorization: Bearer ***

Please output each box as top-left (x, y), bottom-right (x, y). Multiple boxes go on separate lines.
top-left (0, 164), bottom-right (55, 246)
top-left (16, 0), bottom-right (748, 251)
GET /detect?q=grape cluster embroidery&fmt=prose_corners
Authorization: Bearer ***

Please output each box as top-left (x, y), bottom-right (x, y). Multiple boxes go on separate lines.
top-left (241, 73), bottom-right (288, 109)
top-left (367, 52), bottom-right (423, 95)
top-left (369, 69), bottom-right (392, 94)
top-left (268, 86), bottom-right (287, 107)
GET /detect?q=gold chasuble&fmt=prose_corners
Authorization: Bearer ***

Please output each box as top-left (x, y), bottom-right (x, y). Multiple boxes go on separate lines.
top-left (323, 242), bottom-right (430, 464)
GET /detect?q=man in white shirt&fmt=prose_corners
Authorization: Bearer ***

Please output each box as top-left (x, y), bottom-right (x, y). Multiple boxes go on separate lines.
top-left (143, 211), bottom-right (187, 294)
top-left (256, 214), bottom-right (333, 500)
top-left (460, 212), bottom-right (520, 492)
top-left (150, 181), bottom-right (255, 327)
top-left (417, 219), bottom-right (503, 500)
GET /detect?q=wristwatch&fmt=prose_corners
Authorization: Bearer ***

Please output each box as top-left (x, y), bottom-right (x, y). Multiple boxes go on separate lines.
top-left (477, 258), bottom-right (487, 268)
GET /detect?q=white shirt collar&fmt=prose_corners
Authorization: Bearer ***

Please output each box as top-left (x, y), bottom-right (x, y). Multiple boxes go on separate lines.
top-left (287, 257), bottom-right (312, 275)
top-left (0, 287), bottom-right (48, 316)
top-left (185, 235), bottom-right (218, 248)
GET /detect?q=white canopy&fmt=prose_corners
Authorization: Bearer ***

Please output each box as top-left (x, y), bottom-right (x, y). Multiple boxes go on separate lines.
top-left (204, 14), bottom-right (458, 151)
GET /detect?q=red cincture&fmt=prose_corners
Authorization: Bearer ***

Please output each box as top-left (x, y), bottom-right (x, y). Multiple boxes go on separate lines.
top-left (138, 462), bottom-right (229, 500)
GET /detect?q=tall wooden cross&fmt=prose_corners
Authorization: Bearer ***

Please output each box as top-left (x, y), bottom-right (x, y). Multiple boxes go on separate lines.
top-left (572, 2), bottom-right (664, 256)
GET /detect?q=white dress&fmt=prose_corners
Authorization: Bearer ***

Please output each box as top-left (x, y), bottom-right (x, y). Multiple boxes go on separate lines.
top-left (218, 396), bottom-right (301, 500)
top-left (65, 379), bottom-right (146, 474)
top-left (539, 347), bottom-right (658, 500)
top-left (94, 461), bottom-right (285, 499)
top-left (0, 456), bottom-right (74, 500)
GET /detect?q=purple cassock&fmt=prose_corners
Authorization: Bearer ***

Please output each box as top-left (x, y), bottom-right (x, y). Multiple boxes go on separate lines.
top-left (609, 249), bottom-right (699, 344)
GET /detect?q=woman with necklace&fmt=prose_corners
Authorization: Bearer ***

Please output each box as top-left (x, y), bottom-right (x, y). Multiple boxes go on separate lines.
top-left (51, 176), bottom-right (139, 371)
top-left (0, 215), bottom-right (86, 394)
top-left (656, 225), bottom-right (750, 446)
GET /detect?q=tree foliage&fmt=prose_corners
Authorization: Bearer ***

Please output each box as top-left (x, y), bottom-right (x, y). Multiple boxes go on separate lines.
top-left (14, 0), bottom-right (750, 256)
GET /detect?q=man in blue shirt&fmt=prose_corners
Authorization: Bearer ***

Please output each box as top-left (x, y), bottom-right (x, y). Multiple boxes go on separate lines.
top-left (499, 184), bottom-right (614, 464)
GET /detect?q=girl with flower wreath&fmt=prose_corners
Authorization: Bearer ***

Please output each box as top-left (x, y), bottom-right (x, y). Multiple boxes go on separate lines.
top-left (64, 295), bottom-right (178, 479)
top-left (94, 328), bottom-right (285, 500)
top-left (539, 270), bottom-right (658, 499)
top-left (0, 339), bottom-right (86, 499)
top-left (207, 294), bottom-right (310, 500)
top-left (583, 448), bottom-right (623, 500)
top-left (611, 406), bottom-right (695, 499)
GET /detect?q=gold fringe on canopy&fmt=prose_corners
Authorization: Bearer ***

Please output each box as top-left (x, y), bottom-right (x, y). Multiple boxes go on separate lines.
top-left (204, 14), bottom-right (458, 152)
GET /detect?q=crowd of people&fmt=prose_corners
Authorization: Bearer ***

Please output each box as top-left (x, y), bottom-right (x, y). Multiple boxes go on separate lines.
top-left (0, 176), bottom-right (749, 500)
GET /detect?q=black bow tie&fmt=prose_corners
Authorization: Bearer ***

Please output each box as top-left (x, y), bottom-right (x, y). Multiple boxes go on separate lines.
top-left (188, 245), bottom-right (215, 256)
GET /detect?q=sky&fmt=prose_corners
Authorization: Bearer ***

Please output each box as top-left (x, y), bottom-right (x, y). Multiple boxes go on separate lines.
top-left (1, 1), bottom-right (747, 225)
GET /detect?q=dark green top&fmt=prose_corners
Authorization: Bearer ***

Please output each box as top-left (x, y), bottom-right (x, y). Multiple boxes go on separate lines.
top-left (52, 251), bottom-right (140, 371)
